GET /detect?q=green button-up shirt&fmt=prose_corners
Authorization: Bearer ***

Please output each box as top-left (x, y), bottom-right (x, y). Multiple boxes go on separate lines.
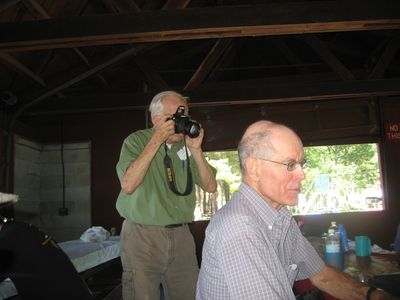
top-left (116, 128), bottom-right (202, 225)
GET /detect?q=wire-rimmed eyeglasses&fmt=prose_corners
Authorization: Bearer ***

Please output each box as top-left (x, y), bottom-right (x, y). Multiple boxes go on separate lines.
top-left (257, 157), bottom-right (307, 171)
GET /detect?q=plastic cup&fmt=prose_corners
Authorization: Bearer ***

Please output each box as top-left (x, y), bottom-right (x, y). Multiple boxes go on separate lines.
top-left (355, 235), bottom-right (371, 257)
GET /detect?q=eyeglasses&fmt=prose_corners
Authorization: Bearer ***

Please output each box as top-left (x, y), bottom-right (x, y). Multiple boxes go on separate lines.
top-left (257, 157), bottom-right (307, 171)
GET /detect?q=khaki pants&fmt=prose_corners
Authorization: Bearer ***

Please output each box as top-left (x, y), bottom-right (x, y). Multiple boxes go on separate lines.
top-left (120, 220), bottom-right (199, 300)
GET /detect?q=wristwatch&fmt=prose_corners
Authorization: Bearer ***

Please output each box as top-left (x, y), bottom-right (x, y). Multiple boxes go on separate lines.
top-left (366, 286), bottom-right (377, 300)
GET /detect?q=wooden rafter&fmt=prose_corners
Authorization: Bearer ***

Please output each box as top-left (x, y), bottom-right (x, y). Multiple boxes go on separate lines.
top-left (24, 77), bottom-right (400, 115)
top-left (184, 38), bottom-right (232, 91)
top-left (271, 37), bottom-right (310, 74)
top-left (1, 0), bottom-right (399, 52)
top-left (304, 34), bottom-right (356, 81)
top-left (159, 41), bottom-right (214, 69)
top-left (10, 46), bottom-right (140, 121)
top-left (206, 41), bottom-right (236, 83)
top-left (369, 36), bottom-right (400, 78)
top-left (162, 0), bottom-right (191, 10)
top-left (132, 54), bottom-right (169, 90)
top-left (24, 0), bottom-right (108, 86)
top-left (0, 52), bottom-right (46, 86)
top-left (0, 0), bottom-right (22, 13)
top-left (103, 0), bottom-right (141, 13)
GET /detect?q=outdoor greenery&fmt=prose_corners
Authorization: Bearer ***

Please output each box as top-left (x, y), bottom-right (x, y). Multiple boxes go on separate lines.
top-left (196, 143), bottom-right (382, 219)
top-left (205, 151), bottom-right (241, 193)
top-left (295, 143), bottom-right (382, 215)
top-left (304, 144), bottom-right (380, 193)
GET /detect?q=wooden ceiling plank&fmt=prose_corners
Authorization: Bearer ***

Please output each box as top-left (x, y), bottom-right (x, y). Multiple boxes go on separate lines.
top-left (35, 50), bottom-right (55, 76)
top-left (132, 54), bottom-right (169, 90)
top-left (162, 0), bottom-right (191, 10)
top-left (206, 41), bottom-right (237, 83)
top-left (184, 38), bottom-right (232, 91)
top-left (25, 0), bottom-right (109, 86)
top-left (24, 77), bottom-right (400, 114)
top-left (186, 78), bottom-right (400, 107)
top-left (10, 46), bottom-right (140, 122)
top-left (102, 0), bottom-right (120, 14)
top-left (159, 40), bottom-right (214, 69)
top-left (369, 36), bottom-right (400, 78)
top-left (76, 0), bottom-right (91, 16)
top-left (200, 70), bottom-right (366, 90)
top-left (72, 48), bottom-right (109, 86)
top-left (113, 0), bottom-right (141, 13)
top-left (0, 52), bottom-right (46, 86)
top-left (271, 37), bottom-right (310, 74)
top-left (0, 51), bottom-right (66, 98)
top-left (25, 0), bottom-right (49, 18)
top-left (0, 50), bottom-right (67, 99)
top-left (0, 0), bottom-right (22, 13)
top-left (1, 0), bottom-right (399, 52)
top-left (304, 34), bottom-right (356, 81)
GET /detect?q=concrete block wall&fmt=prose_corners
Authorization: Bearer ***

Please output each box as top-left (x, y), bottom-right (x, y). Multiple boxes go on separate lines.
top-left (13, 136), bottom-right (41, 226)
top-left (14, 136), bottom-right (91, 242)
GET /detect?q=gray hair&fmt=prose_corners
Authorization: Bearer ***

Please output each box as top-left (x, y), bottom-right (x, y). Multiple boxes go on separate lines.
top-left (148, 90), bottom-right (187, 118)
top-left (238, 130), bottom-right (276, 175)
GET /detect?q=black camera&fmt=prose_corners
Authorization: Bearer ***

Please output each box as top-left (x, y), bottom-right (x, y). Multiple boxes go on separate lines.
top-left (170, 106), bottom-right (201, 138)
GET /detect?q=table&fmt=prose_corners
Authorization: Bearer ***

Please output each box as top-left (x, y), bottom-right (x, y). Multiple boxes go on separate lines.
top-left (348, 253), bottom-right (398, 275)
top-left (295, 253), bottom-right (399, 299)
top-left (294, 237), bottom-right (400, 300)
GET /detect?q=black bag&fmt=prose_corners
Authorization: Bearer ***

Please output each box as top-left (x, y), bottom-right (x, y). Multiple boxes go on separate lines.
top-left (0, 221), bottom-right (93, 300)
top-left (369, 274), bottom-right (400, 297)
top-left (295, 288), bottom-right (324, 300)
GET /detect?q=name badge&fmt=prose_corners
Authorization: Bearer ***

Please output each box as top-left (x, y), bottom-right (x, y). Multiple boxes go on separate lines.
top-left (177, 147), bottom-right (191, 161)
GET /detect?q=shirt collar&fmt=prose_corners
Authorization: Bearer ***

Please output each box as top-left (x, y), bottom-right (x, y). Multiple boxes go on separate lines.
top-left (238, 182), bottom-right (292, 227)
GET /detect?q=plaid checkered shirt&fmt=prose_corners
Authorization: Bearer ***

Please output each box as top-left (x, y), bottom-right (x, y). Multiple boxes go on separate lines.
top-left (196, 182), bottom-right (325, 300)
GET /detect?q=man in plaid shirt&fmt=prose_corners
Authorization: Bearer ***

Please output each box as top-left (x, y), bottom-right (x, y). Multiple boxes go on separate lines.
top-left (197, 120), bottom-right (394, 300)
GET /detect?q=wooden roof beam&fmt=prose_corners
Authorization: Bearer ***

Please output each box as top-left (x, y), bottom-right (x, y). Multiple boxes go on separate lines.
top-left (0, 0), bottom-right (22, 13)
top-left (162, 0), bottom-right (191, 10)
top-left (184, 38), bottom-right (232, 91)
top-left (0, 52), bottom-right (46, 86)
top-left (24, 0), bottom-right (109, 86)
top-left (369, 36), bottom-right (400, 78)
top-left (304, 34), bottom-right (356, 81)
top-left (1, 0), bottom-right (399, 52)
top-left (24, 77), bottom-right (400, 114)
top-left (132, 54), bottom-right (169, 90)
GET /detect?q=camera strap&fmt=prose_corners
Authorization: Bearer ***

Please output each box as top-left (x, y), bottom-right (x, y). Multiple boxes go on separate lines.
top-left (163, 141), bottom-right (193, 196)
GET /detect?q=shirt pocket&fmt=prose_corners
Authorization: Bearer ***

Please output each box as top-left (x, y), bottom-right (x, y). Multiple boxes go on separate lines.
top-left (287, 263), bottom-right (300, 285)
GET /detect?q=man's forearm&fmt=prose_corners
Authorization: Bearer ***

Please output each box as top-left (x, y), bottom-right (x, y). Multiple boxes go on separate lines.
top-left (191, 149), bottom-right (217, 193)
top-left (311, 265), bottom-right (369, 300)
top-left (120, 137), bottom-right (161, 194)
top-left (311, 265), bottom-right (398, 300)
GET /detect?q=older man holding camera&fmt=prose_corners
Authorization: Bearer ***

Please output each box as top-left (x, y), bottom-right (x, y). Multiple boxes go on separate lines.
top-left (116, 90), bottom-right (217, 300)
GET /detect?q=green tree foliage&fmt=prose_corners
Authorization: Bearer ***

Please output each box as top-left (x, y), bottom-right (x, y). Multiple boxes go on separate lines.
top-left (203, 143), bottom-right (382, 215)
top-left (304, 144), bottom-right (380, 193)
top-left (205, 151), bottom-right (241, 193)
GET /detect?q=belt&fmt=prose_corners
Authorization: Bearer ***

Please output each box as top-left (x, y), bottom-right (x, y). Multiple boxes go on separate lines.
top-left (164, 223), bottom-right (186, 228)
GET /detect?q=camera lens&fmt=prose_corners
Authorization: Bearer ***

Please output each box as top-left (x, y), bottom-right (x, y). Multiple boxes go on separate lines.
top-left (187, 122), bottom-right (201, 138)
top-left (172, 105), bottom-right (201, 138)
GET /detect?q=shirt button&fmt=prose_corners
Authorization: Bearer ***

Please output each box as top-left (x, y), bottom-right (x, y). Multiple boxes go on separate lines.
top-left (268, 225), bottom-right (273, 230)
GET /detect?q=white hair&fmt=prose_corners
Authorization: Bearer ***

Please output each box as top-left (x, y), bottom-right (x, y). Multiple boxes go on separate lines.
top-left (238, 131), bottom-right (276, 175)
top-left (148, 91), bottom-right (187, 118)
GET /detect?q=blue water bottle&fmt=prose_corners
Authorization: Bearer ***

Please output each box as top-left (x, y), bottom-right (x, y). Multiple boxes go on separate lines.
top-left (338, 223), bottom-right (349, 252)
top-left (325, 228), bottom-right (344, 270)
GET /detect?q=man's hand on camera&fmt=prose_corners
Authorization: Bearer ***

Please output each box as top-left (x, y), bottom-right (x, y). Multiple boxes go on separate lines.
top-left (185, 128), bottom-right (204, 150)
top-left (152, 116), bottom-right (175, 144)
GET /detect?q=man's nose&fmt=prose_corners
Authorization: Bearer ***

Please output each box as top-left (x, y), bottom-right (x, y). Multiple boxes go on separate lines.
top-left (294, 166), bottom-right (305, 180)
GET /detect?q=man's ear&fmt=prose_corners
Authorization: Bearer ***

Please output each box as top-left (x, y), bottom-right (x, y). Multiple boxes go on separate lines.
top-left (245, 157), bottom-right (260, 182)
top-left (151, 115), bottom-right (160, 126)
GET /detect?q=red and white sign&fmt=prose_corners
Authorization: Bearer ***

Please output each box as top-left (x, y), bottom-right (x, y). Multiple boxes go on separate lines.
top-left (385, 122), bottom-right (400, 142)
